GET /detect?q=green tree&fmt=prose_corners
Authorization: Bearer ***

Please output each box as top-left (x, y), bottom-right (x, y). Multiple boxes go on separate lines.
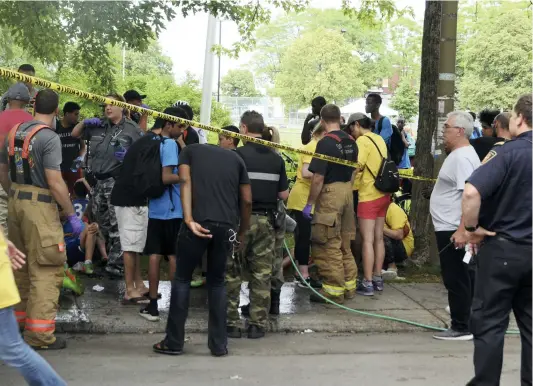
top-left (390, 79), bottom-right (419, 122)
top-left (272, 28), bottom-right (365, 107)
top-left (456, 1), bottom-right (532, 111)
top-left (221, 69), bottom-right (261, 97)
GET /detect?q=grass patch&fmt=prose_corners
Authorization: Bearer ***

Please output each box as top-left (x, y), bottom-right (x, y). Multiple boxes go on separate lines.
top-left (397, 264), bottom-right (442, 283)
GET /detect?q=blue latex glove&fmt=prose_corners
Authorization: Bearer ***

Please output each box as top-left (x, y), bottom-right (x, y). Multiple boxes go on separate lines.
top-left (302, 204), bottom-right (313, 220)
top-left (83, 118), bottom-right (102, 127)
top-left (114, 149), bottom-right (127, 162)
top-left (67, 214), bottom-right (84, 238)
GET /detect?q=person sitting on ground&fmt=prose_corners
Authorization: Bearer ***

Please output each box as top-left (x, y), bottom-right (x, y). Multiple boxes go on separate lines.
top-left (301, 96), bottom-right (326, 145)
top-left (218, 125), bottom-right (240, 150)
top-left (287, 122), bottom-right (326, 288)
top-left (140, 107), bottom-right (189, 322)
top-left (382, 199), bottom-right (414, 281)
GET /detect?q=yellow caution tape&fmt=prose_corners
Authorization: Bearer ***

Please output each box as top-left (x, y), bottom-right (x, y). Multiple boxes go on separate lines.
top-left (0, 67), bottom-right (435, 182)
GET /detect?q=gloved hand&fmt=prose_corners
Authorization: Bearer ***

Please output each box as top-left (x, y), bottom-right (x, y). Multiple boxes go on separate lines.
top-left (83, 118), bottom-right (102, 127)
top-left (67, 214), bottom-right (84, 238)
top-left (114, 149), bottom-right (127, 162)
top-left (302, 204), bottom-right (313, 220)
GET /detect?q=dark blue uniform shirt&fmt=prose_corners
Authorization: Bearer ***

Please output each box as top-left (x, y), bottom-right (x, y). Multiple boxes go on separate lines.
top-left (466, 131), bottom-right (532, 243)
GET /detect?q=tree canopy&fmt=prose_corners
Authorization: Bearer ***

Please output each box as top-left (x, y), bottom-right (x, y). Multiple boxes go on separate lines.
top-left (456, 1), bottom-right (532, 111)
top-left (272, 28), bottom-right (365, 107)
top-left (221, 69), bottom-right (261, 97)
top-left (390, 79), bottom-right (419, 122)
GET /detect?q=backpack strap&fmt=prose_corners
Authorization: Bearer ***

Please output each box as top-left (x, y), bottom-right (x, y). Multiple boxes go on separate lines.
top-left (377, 117), bottom-right (385, 134)
top-left (325, 133), bottom-right (341, 142)
top-left (8, 123), bottom-right (50, 185)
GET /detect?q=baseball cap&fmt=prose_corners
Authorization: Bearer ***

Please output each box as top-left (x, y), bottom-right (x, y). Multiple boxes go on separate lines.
top-left (7, 82), bottom-right (31, 102)
top-left (151, 106), bottom-right (189, 130)
top-left (123, 90), bottom-right (147, 102)
top-left (346, 112), bottom-right (367, 126)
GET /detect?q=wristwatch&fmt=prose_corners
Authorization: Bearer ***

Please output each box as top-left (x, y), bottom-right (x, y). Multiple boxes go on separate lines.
top-left (465, 224), bottom-right (479, 232)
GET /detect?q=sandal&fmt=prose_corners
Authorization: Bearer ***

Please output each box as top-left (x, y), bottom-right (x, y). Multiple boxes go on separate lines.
top-left (153, 340), bottom-right (183, 356)
top-left (121, 297), bottom-right (149, 305)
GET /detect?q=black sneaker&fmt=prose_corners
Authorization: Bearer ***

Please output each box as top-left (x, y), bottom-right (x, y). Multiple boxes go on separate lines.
top-left (211, 348), bottom-right (229, 357)
top-left (32, 336), bottom-right (67, 351)
top-left (433, 328), bottom-right (473, 341)
top-left (139, 305), bottom-right (160, 322)
top-left (247, 325), bottom-right (265, 339)
top-left (227, 326), bottom-right (242, 338)
top-left (240, 304), bottom-right (250, 317)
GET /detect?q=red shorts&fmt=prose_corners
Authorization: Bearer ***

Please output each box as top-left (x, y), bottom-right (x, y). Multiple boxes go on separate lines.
top-left (358, 195), bottom-right (390, 220)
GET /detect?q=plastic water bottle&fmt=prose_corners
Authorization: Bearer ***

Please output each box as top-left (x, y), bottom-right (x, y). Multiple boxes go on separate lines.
top-left (71, 157), bottom-right (83, 172)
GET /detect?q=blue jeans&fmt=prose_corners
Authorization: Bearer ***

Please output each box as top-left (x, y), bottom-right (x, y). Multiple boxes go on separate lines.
top-left (0, 307), bottom-right (66, 386)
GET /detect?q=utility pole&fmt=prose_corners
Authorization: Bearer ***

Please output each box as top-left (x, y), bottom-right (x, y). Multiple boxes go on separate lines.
top-left (200, 15), bottom-right (217, 125)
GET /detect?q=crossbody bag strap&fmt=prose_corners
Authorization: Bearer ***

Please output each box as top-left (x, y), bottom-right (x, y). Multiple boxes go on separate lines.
top-left (362, 135), bottom-right (385, 179)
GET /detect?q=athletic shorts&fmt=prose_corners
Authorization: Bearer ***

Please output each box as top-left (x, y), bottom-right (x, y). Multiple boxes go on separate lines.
top-left (115, 206), bottom-right (149, 253)
top-left (66, 239), bottom-right (85, 267)
top-left (144, 218), bottom-right (182, 256)
top-left (358, 195), bottom-right (390, 220)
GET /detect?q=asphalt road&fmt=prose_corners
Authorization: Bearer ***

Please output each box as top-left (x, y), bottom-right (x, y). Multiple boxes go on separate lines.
top-left (0, 333), bottom-right (522, 386)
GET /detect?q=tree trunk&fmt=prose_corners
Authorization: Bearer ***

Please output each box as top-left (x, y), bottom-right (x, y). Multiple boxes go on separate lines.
top-left (410, 0), bottom-right (442, 265)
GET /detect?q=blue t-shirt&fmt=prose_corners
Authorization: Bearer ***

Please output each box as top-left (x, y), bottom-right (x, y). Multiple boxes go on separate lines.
top-left (148, 137), bottom-right (183, 220)
top-left (73, 198), bottom-right (88, 220)
top-left (63, 220), bottom-right (86, 246)
top-left (398, 131), bottom-right (411, 169)
top-left (373, 116), bottom-right (392, 146)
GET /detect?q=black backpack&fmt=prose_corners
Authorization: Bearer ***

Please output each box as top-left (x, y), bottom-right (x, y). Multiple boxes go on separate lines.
top-left (364, 135), bottom-right (400, 193)
top-left (378, 117), bottom-right (404, 165)
top-left (122, 133), bottom-right (169, 200)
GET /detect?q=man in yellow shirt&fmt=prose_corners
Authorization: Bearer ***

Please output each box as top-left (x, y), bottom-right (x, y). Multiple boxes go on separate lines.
top-left (0, 230), bottom-right (66, 385)
top-left (382, 201), bottom-right (414, 280)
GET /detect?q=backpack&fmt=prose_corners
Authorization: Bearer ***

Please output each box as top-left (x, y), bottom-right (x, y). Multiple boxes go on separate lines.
top-left (122, 133), bottom-right (169, 200)
top-left (364, 135), bottom-right (400, 193)
top-left (378, 117), bottom-right (404, 165)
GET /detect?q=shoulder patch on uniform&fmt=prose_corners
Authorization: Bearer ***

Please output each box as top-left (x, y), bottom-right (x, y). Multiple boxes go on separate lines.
top-left (493, 141), bottom-right (505, 146)
top-left (482, 149), bottom-right (497, 164)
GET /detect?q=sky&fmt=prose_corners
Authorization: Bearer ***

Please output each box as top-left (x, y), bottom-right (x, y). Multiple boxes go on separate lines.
top-left (158, 0), bottom-right (426, 85)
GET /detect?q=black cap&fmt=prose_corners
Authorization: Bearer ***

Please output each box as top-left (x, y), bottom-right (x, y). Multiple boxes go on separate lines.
top-left (123, 90), bottom-right (146, 102)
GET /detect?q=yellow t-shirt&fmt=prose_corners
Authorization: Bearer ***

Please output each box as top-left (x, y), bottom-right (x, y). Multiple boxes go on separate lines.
top-left (287, 140), bottom-right (318, 212)
top-left (0, 232), bottom-right (21, 309)
top-left (355, 132), bottom-right (388, 202)
top-left (385, 202), bottom-right (414, 257)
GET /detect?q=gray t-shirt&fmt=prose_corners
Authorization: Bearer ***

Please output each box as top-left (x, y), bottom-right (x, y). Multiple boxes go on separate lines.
top-left (430, 145), bottom-right (480, 231)
top-left (0, 120), bottom-right (62, 189)
top-left (87, 117), bottom-right (143, 176)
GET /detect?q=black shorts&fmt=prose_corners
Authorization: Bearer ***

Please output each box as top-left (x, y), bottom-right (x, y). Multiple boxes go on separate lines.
top-left (144, 218), bottom-right (182, 256)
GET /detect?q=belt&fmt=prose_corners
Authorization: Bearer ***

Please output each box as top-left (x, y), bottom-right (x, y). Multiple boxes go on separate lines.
top-left (9, 189), bottom-right (54, 204)
top-left (251, 210), bottom-right (272, 216)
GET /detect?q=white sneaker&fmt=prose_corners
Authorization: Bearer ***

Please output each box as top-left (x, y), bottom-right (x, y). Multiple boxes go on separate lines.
top-left (445, 305), bottom-right (450, 314)
top-left (382, 269), bottom-right (398, 281)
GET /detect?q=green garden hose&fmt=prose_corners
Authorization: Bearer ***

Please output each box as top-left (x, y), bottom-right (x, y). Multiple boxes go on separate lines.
top-left (283, 240), bottom-right (520, 335)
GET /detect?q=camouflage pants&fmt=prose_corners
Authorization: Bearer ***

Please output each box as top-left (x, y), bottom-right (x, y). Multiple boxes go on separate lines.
top-left (91, 177), bottom-right (122, 267)
top-left (271, 222), bottom-right (285, 294)
top-left (226, 214), bottom-right (275, 328)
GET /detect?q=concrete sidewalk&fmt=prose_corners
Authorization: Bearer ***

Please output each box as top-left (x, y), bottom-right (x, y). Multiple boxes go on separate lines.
top-left (55, 279), bottom-right (518, 334)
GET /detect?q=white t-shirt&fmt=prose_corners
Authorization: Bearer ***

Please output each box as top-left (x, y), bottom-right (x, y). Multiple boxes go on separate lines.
top-left (192, 126), bottom-right (207, 144)
top-left (430, 145), bottom-right (480, 231)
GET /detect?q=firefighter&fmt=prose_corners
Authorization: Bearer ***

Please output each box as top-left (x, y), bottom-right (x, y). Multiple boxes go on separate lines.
top-left (0, 89), bottom-right (83, 350)
top-left (303, 104), bottom-right (358, 303)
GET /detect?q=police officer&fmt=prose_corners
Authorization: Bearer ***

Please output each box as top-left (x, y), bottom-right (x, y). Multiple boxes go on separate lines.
top-left (461, 94), bottom-right (532, 386)
top-left (0, 89), bottom-right (83, 350)
top-left (72, 93), bottom-right (143, 276)
top-left (303, 104), bottom-right (358, 304)
top-left (226, 111), bottom-right (289, 339)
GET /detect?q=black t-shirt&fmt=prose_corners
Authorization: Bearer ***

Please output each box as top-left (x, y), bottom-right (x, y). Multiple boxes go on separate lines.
top-left (236, 143), bottom-right (289, 211)
top-left (178, 127), bottom-right (200, 151)
top-left (309, 130), bottom-right (358, 184)
top-left (301, 117), bottom-right (320, 145)
top-left (178, 144), bottom-right (250, 228)
top-left (470, 136), bottom-right (505, 161)
top-left (56, 119), bottom-right (81, 172)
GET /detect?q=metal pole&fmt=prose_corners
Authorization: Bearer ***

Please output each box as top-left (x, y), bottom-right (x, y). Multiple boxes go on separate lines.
top-left (200, 15), bottom-right (217, 125)
top-left (217, 20), bottom-right (222, 102)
